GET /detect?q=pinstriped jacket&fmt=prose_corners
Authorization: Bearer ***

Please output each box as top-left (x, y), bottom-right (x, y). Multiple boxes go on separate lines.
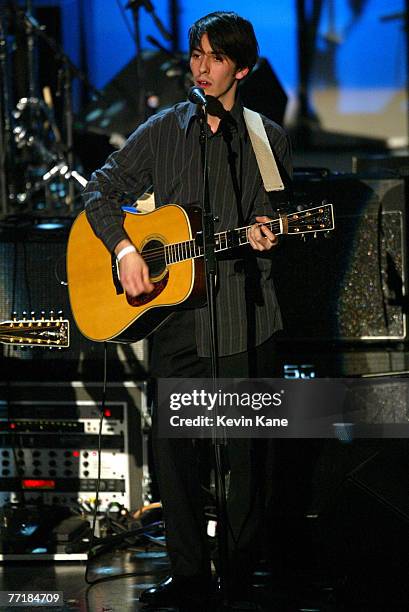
top-left (83, 100), bottom-right (292, 357)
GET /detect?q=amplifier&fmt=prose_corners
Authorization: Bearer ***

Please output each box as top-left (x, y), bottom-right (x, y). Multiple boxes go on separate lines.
top-left (0, 381), bottom-right (149, 512)
top-left (0, 224), bottom-right (148, 381)
top-left (275, 174), bottom-right (408, 342)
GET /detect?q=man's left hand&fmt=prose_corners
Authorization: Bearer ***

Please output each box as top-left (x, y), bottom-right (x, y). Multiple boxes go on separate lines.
top-left (248, 216), bottom-right (278, 251)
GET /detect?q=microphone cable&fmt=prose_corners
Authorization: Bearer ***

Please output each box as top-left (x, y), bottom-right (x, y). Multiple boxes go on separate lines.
top-left (83, 343), bottom-right (165, 587)
top-left (84, 341), bottom-right (108, 585)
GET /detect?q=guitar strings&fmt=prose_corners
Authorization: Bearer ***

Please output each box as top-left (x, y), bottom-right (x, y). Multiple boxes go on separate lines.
top-left (135, 212), bottom-right (329, 264)
top-left (139, 219), bottom-right (283, 264)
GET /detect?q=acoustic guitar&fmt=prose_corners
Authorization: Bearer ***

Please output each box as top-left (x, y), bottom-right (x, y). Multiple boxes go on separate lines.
top-left (67, 203), bottom-right (334, 343)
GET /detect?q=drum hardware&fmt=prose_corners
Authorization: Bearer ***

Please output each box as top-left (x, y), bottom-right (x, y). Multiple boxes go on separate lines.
top-left (1, 4), bottom-right (100, 218)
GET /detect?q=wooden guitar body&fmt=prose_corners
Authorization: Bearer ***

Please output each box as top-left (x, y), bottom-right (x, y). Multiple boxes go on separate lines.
top-left (67, 205), bottom-right (205, 342)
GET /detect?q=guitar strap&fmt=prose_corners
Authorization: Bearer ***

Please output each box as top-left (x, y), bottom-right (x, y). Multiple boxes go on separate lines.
top-left (243, 107), bottom-right (284, 192)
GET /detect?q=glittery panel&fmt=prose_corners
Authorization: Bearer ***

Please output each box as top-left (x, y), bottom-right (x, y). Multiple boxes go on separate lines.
top-left (347, 381), bottom-right (409, 423)
top-left (337, 212), bottom-right (404, 338)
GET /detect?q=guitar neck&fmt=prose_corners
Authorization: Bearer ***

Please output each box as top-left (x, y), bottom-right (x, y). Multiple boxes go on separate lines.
top-left (165, 219), bottom-right (282, 265)
top-left (147, 203), bottom-right (333, 267)
top-left (214, 218), bottom-right (282, 253)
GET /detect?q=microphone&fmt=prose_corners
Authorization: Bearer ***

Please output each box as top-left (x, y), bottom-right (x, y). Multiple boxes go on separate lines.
top-left (188, 86), bottom-right (207, 106)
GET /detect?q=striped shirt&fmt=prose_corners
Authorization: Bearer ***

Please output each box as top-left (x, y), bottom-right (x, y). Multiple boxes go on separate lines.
top-left (83, 99), bottom-right (292, 357)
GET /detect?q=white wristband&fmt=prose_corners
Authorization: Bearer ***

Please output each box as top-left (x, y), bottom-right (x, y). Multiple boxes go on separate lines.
top-left (116, 245), bottom-right (136, 261)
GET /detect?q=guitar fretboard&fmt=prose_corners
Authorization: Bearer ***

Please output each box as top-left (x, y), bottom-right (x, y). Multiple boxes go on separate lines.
top-left (165, 219), bottom-right (281, 265)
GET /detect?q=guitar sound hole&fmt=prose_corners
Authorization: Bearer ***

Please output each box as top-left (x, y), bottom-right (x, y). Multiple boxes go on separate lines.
top-left (141, 240), bottom-right (166, 279)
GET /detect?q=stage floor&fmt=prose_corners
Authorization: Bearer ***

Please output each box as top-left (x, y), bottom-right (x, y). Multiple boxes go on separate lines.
top-left (0, 541), bottom-right (408, 612)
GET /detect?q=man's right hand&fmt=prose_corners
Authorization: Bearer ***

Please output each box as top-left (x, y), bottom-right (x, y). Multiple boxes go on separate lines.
top-left (115, 240), bottom-right (154, 297)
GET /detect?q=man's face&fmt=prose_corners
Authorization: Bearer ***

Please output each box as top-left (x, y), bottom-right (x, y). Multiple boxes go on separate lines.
top-left (190, 33), bottom-right (249, 111)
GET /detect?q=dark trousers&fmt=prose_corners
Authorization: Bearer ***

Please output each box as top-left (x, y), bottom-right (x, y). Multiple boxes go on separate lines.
top-left (150, 311), bottom-right (277, 579)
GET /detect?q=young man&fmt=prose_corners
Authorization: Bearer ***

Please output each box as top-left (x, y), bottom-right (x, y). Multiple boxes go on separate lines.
top-left (83, 11), bottom-right (292, 607)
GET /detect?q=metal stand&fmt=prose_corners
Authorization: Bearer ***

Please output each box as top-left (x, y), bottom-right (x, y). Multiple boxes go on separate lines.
top-left (25, 0), bottom-right (37, 99)
top-left (197, 102), bottom-right (231, 608)
top-left (125, 0), bottom-right (172, 123)
top-left (63, 62), bottom-right (75, 210)
top-left (126, 0), bottom-right (146, 122)
top-left (10, 5), bottom-right (99, 213)
top-left (294, 0), bottom-right (323, 143)
top-left (405, 0), bottom-right (409, 151)
top-left (0, 15), bottom-right (9, 217)
top-left (380, 5), bottom-right (409, 149)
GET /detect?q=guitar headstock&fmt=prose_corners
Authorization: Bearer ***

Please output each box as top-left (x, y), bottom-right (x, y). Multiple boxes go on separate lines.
top-left (285, 203), bottom-right (334, 236)
top-left (0, 312), bottom-right (70, 348)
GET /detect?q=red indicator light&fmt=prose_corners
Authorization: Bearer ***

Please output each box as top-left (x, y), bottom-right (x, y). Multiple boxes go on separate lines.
top-left (10, 423), bottom-right (16, 429)
top-left (72, 451), bottom-right (80, 458)
top-left (22, 479), bottom-right (56, 489)
top-left (104, 409), bottom-right (112, 418)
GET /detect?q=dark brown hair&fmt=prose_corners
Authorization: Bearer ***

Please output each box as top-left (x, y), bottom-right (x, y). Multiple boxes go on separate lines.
top-left (189, 12), bottom-right (259, 71)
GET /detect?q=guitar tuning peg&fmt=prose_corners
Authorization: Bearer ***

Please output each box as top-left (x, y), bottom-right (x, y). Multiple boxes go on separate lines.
top-left (50, 310), bottom-right (54, 320)
top-left (314, 232), bottom-right (317, 239)
top-left (40, 311), bottom-right (45, 320)
top-left (22, 311), bottom-right (27, 320)
top-left (301, 233), bottom-right (306, 242)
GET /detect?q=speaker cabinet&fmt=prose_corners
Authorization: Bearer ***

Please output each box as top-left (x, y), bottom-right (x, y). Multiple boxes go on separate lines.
top-left (0, 223), bottom-right (147, 381)
top-left (275, 175), bottom-right (408, 342)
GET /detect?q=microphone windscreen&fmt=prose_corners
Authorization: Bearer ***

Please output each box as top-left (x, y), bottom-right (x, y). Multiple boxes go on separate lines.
top-left (188, 86), bottom-right (207, 106)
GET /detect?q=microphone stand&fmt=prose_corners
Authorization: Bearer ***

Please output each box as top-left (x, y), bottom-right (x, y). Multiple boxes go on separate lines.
top-left (198, 103), bottom-right (231, 609)
top-left (125, 0), bottom-right (172, 124)
top-left (129, 0), bottom-right (172, 42)
top-left (0, 10), bottom-right (11, 217)
top-left (25, 0), bottom-right (37, 100)
top-left (62, 60), bottom-right (75, 210)
top-left (125, 0), bottom-right (145, 123)
top-left (380, 4), bottom-right (409, 150)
